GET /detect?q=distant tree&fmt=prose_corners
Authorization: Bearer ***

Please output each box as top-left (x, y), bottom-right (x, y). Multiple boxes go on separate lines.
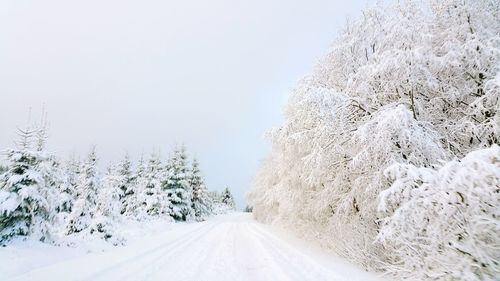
top-left (221, 187), bottom-right (235, 210)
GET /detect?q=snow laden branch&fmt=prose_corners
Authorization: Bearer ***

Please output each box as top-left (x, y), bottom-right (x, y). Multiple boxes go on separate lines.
top-left (379, 146), bottom-right (500, 280)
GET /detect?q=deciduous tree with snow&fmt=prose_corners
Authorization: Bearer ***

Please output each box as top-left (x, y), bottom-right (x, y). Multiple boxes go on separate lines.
top-left (248, 0), bottom-right (500, 278)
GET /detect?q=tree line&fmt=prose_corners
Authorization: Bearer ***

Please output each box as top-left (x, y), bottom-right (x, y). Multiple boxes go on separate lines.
top-left (248, 0), bottom-right (499, 280)
top-left (0, 124), bottom-right (236, 245)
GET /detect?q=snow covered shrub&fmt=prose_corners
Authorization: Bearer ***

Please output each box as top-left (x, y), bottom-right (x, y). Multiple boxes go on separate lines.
top-left (378, 145), bottom-right (500, 280)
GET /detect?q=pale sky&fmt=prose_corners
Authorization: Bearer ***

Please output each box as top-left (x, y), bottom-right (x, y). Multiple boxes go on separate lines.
top-left (0, 0), bottom-right (368, 208)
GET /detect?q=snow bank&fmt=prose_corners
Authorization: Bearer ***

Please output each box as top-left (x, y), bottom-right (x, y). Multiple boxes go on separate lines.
top-left (0, 218), bottom-right (175, 279)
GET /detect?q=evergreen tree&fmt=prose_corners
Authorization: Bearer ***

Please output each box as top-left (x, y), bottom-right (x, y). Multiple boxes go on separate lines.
top-left (124, 154), bottom-right (146, 218)
top-left (66, 147), bottom-right (99, 234)
top-left (0, 128), bottom-right (57, 243)
top-left (34, 123), bottom-right (69, 214)
top-left (135, 152), bottom-right (167, 218)
top-left (59, 155), bottom-right (80, 214)
top-left (163, 145), bottom-right (193, 221)
top-left (221, 187), bottom-right (235, 210)
top-left (188, 158), bottom-right (211, 220)
top-left (90, 164), bottom-right (124, 244)
top-left (116, 154), bottom-right (134, 214)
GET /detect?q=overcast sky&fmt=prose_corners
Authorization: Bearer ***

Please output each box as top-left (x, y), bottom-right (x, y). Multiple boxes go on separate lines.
top-left (0, 0), bottom-right (368, 208)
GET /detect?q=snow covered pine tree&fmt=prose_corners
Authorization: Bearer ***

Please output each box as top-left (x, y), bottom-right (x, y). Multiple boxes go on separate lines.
top-left (189, 157), bottom-right (212, 220)
top-left (0, 127), bottom-right (59, 243)
top-left (135, 152), bottom-right (167, 218)
top-left (221, 187), bottom-right (236, 210)
top-left (163, 146), bottom-right (194, 221)
top-left (66, 147), bottom-right (100, 235)
top-left (90, 164), bottom-right (125, 245)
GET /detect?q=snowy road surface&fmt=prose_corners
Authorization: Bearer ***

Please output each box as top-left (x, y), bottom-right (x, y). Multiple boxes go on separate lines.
top-left (4, 213), bottom-right (383, 281)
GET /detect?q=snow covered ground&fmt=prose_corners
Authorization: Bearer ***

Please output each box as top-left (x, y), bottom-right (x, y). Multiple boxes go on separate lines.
top-left (0, 213), bottom-right (384, 281)
top-left (0, 218), bottom-right (176, 279)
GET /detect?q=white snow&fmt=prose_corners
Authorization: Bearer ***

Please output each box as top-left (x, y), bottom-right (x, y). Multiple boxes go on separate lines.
top-left (0, 213), bottom-right (385, 281)
top-left (0, 218), bottom-right (175, 279)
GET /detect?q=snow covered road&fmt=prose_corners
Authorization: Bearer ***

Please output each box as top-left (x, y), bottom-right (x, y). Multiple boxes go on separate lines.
top-left (4, 213), bottom-right (383, 281)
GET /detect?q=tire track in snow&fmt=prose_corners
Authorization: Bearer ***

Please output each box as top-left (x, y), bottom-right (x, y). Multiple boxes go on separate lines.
top-left (6, 213), bottom-right (385, 281)
top-left (248, 224), bottom-right (341, 280)
top-left (83, 221), bottom-right (219, 281)
top-left (140, 221), bottom-right (231, 281)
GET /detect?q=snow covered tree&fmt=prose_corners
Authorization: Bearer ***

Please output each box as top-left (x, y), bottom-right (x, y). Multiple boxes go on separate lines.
top-left (116, 154), bottom-right (134, 215)
top-left (135, 152), bottom-right (168, 218)
top-left (123, 154), bottom-right (146, 218)
top-left (59, 155), bottom-right (80, 214)
top-left (221, 187), bottom-right (235, 210)
top-left (90, 165), bottom-right (124, 245)
top-left (0, 128), bottom-right (58, 243)
top-left (34, 123), bottom-right (69, 215)
top-left (249, 0), bottom-right (500, 278)
top-left (163, 145), bottom-right (194, 221)
top-left (66, 147), bottom-right (99, 234)
top-left (188, 158), bottom-right (211, 220)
